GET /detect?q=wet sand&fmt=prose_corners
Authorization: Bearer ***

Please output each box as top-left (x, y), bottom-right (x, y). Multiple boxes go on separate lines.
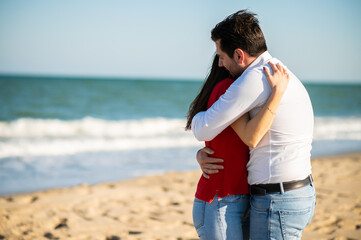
top-left (1, 153), bottom-right (361, 240)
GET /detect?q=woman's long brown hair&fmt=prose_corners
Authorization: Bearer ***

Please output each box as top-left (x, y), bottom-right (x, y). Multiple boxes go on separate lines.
top-left (185, 54), bottom-right (231, 130)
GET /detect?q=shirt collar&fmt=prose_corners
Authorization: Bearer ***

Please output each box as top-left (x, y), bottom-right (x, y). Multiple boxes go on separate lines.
top-left (246, 51), bottom-right (272, 70)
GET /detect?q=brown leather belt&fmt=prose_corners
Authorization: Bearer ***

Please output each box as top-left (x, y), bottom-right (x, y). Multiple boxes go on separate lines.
top-left (249, 175), bottom-right (312, 196)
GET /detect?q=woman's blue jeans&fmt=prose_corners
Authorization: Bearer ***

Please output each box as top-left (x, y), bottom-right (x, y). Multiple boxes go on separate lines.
top-left (192, 194), bottom-right (250, 240)
top-left (250, 183), bottom-right (316, 240)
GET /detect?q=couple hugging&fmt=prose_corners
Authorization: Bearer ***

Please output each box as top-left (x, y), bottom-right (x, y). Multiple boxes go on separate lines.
top-left (186, 10), bottom-right (315, 240)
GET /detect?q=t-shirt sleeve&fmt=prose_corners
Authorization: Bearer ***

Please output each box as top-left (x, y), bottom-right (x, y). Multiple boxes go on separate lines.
top-left (191, 70), bottom-right (270, 141)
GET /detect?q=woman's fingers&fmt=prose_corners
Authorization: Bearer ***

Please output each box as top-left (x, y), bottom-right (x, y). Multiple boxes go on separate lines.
top-left (263, 66), bottom-right (271, 80)
top-left (269, 61), bottom-right (278, 74)
top-left (263, 66), bottom-right (275, 89)
top-left (267, 62), bottom-right (289, 79)
top-left (263, 62), bottom-right (290, 92)
top-left (263, 65), bottom-right (276, 89)
top-left (277, 64), bottom-right (290, 80)
top-left (280, 64), bottom-right (287, 75)
top-left (276, 63), bottom-right (283, 73)
top-left (276, 63), bottom-right (288, 77)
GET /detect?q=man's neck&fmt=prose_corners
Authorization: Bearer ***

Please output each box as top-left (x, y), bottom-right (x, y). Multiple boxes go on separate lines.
top-left (243, 51), bottom-right (266, 70)
top-left (244, 56), bottom-right (257, 69)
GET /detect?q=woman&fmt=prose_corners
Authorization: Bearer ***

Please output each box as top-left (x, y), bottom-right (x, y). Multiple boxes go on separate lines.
top-left (186, 55), bottom-right (289, 239)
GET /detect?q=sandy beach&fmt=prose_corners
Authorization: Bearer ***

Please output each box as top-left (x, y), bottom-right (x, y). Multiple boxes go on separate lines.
top-left (1, 153), bottom-right (361, 240)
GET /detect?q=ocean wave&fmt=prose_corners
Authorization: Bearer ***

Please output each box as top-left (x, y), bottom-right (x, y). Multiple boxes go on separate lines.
top-left (313, 116), bottom-right (361, 140)
top-left (0, 117), bottom-right (360, 159)
top-left (0, 117), bottom-right (202, 158)
top-left (0, 117), bottom-right (187, 138)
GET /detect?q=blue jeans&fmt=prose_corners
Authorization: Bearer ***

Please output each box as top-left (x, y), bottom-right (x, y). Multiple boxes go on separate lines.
top-left (250, 183), bottom-right (316, 240)
top-left (192, 194), bottom-right (250, 240)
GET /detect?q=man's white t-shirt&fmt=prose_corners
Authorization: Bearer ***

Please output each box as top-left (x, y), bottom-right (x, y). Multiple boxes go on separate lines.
top-left (191, 51), bottom-right (314, 185)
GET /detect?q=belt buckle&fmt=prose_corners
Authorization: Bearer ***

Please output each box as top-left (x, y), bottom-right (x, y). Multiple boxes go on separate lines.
top-left (250, 185), bottom-right (267, 196)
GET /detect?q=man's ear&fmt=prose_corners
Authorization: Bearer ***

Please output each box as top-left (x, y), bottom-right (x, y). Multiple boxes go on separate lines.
top-left (234, 48), bottom-right (245, 64)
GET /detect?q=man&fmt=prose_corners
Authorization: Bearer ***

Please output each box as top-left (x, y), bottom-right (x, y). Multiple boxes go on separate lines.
top-left (191, 10), bottom-right (316, 240)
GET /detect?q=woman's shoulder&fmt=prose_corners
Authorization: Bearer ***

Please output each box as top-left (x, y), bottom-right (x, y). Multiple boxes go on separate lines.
top-left (208, 78), bottom-right (234, 108)
top-left (213, 78), bottom-right (234, 92)
top-left (212, 78), bottom-right (234, 97)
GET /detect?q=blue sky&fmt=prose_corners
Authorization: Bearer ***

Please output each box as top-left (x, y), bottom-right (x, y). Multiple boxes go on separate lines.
top-left (0, 0), bottom-right (360, 83)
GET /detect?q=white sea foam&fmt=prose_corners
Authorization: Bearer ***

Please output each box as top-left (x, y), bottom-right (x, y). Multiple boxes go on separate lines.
top-left (0, 116), bottom-right (360, 159)
top-left (0, 117), bottom-right (203, 159)
top-left (1, 116), bottom-right (360, 195)
top-left (313, 116), bottom-right (361, 140)
top-left (0, 117), bottom-right (187, 138)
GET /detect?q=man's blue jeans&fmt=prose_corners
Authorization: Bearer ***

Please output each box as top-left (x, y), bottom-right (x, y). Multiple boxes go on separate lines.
top-left (250, 183), bottom-right (316, 240)
top-left (193, 194), bottom-right (250, 240)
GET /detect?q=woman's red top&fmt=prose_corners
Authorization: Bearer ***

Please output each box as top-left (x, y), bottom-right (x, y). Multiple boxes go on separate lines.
top-left (195, 78), bottom-right (250, 203)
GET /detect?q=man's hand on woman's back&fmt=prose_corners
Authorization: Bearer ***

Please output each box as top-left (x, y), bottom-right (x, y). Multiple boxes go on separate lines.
top-left (196, 147), bottom-right (224, 179)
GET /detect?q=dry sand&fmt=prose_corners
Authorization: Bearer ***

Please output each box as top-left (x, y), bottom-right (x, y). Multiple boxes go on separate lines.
top-left (1, 153), bottom-right (361, 240)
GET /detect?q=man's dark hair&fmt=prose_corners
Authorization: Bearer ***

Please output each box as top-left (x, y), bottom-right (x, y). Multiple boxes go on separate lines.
top-left (211, 10), bottom-right (267, 58)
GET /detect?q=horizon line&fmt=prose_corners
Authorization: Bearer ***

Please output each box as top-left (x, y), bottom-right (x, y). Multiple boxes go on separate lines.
top-left (0, 72), bottom-right (360, 85)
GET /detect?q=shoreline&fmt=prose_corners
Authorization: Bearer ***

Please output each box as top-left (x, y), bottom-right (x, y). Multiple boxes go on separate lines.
top-left (2, 151), bottom-right (360, 198)
top-left (1, 153), bottom-right (361, 239)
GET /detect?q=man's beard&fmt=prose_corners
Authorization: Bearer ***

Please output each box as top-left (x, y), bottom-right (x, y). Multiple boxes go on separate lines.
top-left (231, 72), bottom-right (241, 79)
top-left (229, 69), bottom-right (244, 79)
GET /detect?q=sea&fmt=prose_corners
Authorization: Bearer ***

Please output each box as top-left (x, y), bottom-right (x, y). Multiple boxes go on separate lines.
top-left (0, 75), bottom-right (361, 195)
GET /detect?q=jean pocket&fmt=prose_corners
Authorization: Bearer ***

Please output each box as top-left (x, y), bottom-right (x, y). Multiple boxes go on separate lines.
top-left (219, 194), bottom-right (249, 204)
top-left (279, 207), bottom-right (312, 239)
top-left (192, 198), bottom-right (206, 230)
top-left (250, 196), bottom-right (270, 212)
